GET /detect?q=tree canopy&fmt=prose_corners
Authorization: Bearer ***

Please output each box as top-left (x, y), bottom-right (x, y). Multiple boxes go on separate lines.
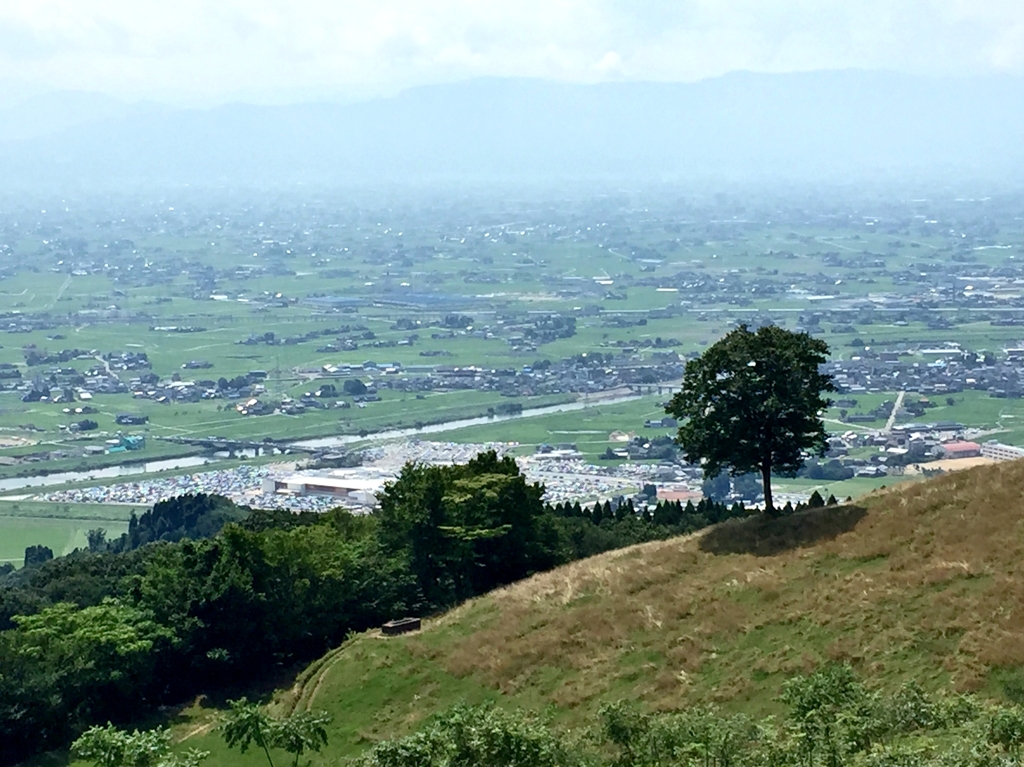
top-left (119, 493), bottom-right (246, 551)
top-left (0, 453), bottom-right (748, 765)
top-left (375, 450), bottom-right (560, 607)
top-left (666, 324), bottom-right (834, 515)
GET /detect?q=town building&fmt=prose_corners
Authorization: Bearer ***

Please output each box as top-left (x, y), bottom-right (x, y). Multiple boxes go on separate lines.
top-left (261, 473), bottom-right (389, 507)
top-left (941, 441), bottom-right (983, 459)
top-left (981, 441), bottom-right (1024, 462)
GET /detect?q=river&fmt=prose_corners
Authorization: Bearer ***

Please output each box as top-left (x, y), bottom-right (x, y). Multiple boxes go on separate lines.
top-left (0, 392), bottom-right (649, 494)
top-left (290, 392), bottom-right (645, 450)
top-left (0, 456), bottom-right (217, 493)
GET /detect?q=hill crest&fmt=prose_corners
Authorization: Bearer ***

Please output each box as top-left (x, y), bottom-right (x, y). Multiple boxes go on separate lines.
top-left (175, 460), bottom-right (1024, 762)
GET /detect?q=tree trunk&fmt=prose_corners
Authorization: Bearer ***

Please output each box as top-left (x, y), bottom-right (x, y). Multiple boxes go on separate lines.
top-left (259, 732), bottom-right (276, 767)
top-left (761, 461), bottom-right (776, 517)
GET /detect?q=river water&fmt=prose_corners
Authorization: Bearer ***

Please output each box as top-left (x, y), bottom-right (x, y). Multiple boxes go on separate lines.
top-left (0, 456), bottom-right (216, 493)
top-left (290, 393), bottom-right (644, 450)
top-left (0, 393), bottom-right (647, 493)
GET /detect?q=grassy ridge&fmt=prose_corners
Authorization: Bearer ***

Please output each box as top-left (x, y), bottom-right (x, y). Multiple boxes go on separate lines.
top-left (166, 459), bottom-right (1024, 764)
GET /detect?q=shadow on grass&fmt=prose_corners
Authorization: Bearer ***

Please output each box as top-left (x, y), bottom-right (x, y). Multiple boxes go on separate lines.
top-left (699, 504), bottom-right (868, 557)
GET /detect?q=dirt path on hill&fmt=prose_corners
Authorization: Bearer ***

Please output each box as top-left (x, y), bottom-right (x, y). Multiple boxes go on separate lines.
top-left (282, 640), bottom-right (359, 715)
top-left (302, 652), bottom-right (346, 711)
top-left (178, 721), bottom-right (216, 742)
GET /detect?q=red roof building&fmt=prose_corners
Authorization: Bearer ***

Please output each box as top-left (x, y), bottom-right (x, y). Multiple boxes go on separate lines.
top-left (941, 441), bottom-right (982, 459)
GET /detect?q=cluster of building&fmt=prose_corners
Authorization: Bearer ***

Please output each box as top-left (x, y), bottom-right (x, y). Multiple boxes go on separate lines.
top-left (259, 440), bottom-right (698, 510)
top-left (824, 345), bottom-right (1024, 398)
top-left (820, 420), bottom-right (1024, 479)
top-left (310, 352), bottom-right (683, 399)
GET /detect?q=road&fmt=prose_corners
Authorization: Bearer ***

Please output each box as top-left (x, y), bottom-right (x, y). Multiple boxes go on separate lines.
top-left (884, 390), bottom-right (906, 434)
top-left (48, 275), bottom-right (72, 309)
top-left (94, 354), bottom-right (115, 376)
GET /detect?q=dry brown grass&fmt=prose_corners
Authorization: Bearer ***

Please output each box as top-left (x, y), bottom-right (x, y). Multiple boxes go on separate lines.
top-left (906, 456), bottom-right (996, 473)
top-left (380, 461), bottom-right (1024, 714)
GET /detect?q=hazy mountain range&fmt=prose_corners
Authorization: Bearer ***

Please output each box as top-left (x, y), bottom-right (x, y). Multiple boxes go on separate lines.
top-left (1, 71), bottom-right (1021, 189)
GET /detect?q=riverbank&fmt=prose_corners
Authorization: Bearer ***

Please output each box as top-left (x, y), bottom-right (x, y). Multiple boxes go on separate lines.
top-left (0, 391), bottom-right (648, 496)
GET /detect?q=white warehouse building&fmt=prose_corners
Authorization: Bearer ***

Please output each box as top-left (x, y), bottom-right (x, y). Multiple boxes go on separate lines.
top-left (981, 441), bottom-right (1024, 462)
top-left (261, 473), bottom-right (390, 507)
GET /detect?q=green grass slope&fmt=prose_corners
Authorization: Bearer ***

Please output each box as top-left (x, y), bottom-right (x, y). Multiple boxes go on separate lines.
top-left (169, 459), bottom-right (1024, 764)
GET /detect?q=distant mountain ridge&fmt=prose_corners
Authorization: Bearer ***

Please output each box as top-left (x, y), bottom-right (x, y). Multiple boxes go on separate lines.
top-left (1, 71), bottom-right (1022, 188)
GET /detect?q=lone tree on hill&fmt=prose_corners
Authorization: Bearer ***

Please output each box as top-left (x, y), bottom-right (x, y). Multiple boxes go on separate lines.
top-left (666, 324), bottom-right (834, 516)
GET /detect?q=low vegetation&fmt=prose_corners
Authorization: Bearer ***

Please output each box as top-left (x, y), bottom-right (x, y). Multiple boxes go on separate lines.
top-left (12, 452), bottom-right (1024, 765)
top-left (353, 667), bottom-right (1023, 766)
top-left (0, 454), bottom-right (732, 766)
top-left (65, 657), bottom-right (1024, 767)
top-left (158, 458), bottom-right (1024, 765)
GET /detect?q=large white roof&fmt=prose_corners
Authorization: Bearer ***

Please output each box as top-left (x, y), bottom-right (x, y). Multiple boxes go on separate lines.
top-left (282, 475), bottom-right (387, 492)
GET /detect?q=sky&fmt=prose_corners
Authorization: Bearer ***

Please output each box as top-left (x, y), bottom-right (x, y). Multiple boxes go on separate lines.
top-left (0, 0), bottom-right (1022, 106)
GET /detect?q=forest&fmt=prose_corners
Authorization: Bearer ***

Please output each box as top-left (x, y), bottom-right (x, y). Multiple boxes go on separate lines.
top-left (0, 452), bottom-right (745, 765)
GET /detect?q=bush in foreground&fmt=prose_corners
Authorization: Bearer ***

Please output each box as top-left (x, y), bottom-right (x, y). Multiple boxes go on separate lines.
top-left (360, 664), bottom-right (1020, 767)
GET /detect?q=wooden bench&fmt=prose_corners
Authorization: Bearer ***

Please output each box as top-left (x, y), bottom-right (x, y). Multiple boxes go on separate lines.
top-left (381, 617), bottom-right (421, 636)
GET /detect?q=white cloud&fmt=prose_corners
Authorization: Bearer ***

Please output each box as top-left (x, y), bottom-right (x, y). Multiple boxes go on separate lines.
top-left (0, 0), bottom-right (1020, 104)
top-left (593, 51), bottom-right (623, 76)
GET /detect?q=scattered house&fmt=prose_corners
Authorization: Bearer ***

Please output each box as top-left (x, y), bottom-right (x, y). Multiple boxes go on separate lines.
top-left (644, 416), bottom-right (678, 429)
top-left (236, 398), bottom-right (273, 416)
top-left (855, 466), bottom-right (887, 477)
top-left (534, 443), bottom-right (582, 459)
top-left (656, 488), bottom-right (701, 502)
top-left (108, 434), bottom-right (145, 453)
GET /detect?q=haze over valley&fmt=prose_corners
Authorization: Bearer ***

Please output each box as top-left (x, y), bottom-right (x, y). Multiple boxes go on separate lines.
top-left (1, 71), bottom-right (1023, 187)
top-left (3, 2), bottom-right (1024, 765)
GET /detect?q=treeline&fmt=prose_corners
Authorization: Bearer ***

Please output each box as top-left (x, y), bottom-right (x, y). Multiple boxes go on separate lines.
top-left (547, 495), bottom-right (749, 561)
top-left (360, 664), bottom-right (1024, 767)
top-left (0, 506), bottom-right (403, 764)
top-left (117, 493), bottom-right (248, 551)
top-left (0, 451), bottom-right (749, 765)
top-left (0, 494), bottom-right (249, 623)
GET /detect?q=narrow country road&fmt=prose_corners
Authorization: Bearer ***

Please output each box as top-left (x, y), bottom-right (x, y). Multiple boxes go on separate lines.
top-left (884, 390), bottom-right (906, 434)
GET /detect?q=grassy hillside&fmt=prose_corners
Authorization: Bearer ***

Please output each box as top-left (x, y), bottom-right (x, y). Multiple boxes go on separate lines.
top-left (160, 460), bottom-right (1024, 763)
